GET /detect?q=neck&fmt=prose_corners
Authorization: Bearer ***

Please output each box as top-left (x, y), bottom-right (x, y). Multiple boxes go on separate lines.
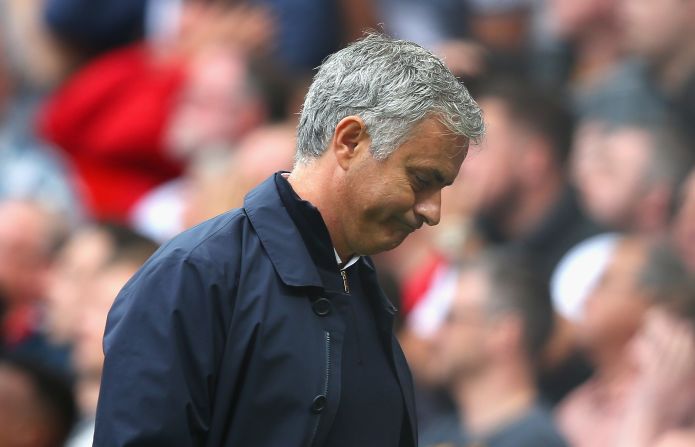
top-left (503, 173), bottom-right (563, 239)
top-left (453, 361), bottom-right (537, 436)
top-left (287, 165), bottom-right (353, 260)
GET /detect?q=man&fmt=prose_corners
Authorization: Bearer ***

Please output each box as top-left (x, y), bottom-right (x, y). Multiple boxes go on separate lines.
top-left (614, 244), bottom-right (695, 447)
top-left (457, 77), bottom-right (600, 404)
top-left (573, 120), bottom-right (693, 235)
top-left (462, 77), bottom-right (599, 280)
top-left (94, 33), bottom-right (484, 446)
top-left (0, 199), bottom-right (69, 372)
top-left (556, 236), bottom-right (655, 447)
top-left (67, 227), bottom-right (158, 447)
top-left (618, 0), bottom-right (695, 145)
top-left (422, 250), bottom-right (567, 447)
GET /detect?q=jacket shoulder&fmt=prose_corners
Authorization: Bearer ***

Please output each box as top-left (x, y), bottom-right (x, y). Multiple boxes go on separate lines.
top-left (154, 208), bottom-right (249, 267)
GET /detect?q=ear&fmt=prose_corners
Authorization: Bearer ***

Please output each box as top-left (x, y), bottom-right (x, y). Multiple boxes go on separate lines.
top-left (331, 115), bottom-right (370, 171)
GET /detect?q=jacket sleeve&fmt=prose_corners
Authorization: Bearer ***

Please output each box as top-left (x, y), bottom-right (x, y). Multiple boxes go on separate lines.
top-left (93, 248), bottom-right (237, 446)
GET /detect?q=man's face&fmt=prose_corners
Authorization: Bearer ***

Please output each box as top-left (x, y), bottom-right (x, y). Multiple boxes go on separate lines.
top-left (45, 228), bottom-right (113, 344)
top-left (339, 117), bottom-right (468, 255)
top-left (578, 239), bottom-right (649, 352)
top-left (460, 98), bottom-right (521, 217)
top-left (618, 0), bottom-right (694, 61)
top-left (574, 127), bottom-right (651, 230)
top-left (431, 269), bottom-right (493, 383)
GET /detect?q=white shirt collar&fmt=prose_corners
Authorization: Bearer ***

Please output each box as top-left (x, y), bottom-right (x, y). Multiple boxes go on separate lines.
top-left (334, 249), bottom-right (360, 270)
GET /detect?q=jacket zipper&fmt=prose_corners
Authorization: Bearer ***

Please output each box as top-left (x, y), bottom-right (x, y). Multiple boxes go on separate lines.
top-left (340, 270), bottom-right (350, 294)
top-left (308, 331), bottom-right (331, 447)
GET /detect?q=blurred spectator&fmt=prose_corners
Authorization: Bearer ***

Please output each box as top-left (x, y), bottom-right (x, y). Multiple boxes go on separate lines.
top-left (615, 245), bottom-right (695, 447)
top-left (618, 0), bottom-right (695, 145)
top-left (43, 225), bottom-right (118, 361)
top-left (0, 1), bottom-right (81, 220)
top-left (0, 199), bottom-right (69, 372)
top-left (39, 0), bottom-right (282, 223)
top-left (545, 0), bottom-right (663, 123)
top-left (164, 45), bottom-right (266, 160)
top-left (39, 42), bottom-right (187, 222)
top-left (66, 227), bottom-right (157, 447)
top-left (555, 237), bottom-right (695, 447)
top-left (464, 77), bottom-right (599, 280)
top-left (132, 122), bottom-right (294, 243)
top-left (0, 354), bottom-right (77, 447)
top-left (421, 250), bottom-right (567, 447)
top-left (464, 77), bottom-right (604, 398)
top-left (572, 121), bottom-right (694, 234)
top-left (672, 168), bottom-right (695, 272)
top-left (556, 236), bottom-right (650, 446)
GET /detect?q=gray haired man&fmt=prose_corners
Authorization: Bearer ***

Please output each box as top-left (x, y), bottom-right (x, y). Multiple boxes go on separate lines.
top-left (94, 34), bottom-right (484, 447)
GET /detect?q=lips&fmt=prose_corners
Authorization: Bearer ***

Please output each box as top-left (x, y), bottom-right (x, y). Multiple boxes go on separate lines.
top-left (395, 218), bottom-right (421, 233)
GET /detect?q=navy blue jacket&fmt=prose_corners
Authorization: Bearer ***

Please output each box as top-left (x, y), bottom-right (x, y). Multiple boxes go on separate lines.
top-left (93, 174), bottom-right (418, 446)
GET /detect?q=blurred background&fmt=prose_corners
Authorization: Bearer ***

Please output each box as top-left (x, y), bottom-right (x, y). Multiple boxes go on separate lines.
top-left (0, 0), bottom-right (694, 446)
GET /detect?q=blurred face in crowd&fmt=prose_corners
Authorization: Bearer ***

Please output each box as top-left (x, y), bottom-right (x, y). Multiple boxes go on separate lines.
top-left (578, 238), bottom-right (650, 353)
top-left (45, 227), bottom-right (113, 344)
top-left (166, 47), bottom-right (265, 158)
top-left (73, 262), bottom-right (139, 378)
top-left (339, 117), bottom-right (468, 255)
top-left (431, 268), bottom-right (523, 383)
top-left (618, 0), bottom-right (695, 62)
top-left (432, 269), bottom-right (492, 382)
top-left (0, 201), bottom-right (52, 306)
top-left (574, 126), bottom-right (651, 230)
top-left (673, 170), bottom-right (695, 272)
top-left (461, 98), bottom-right (522, 217)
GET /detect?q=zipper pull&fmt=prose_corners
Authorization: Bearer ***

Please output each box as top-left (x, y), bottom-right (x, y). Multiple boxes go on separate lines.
top-left (340, 270), bottom-right (350, 294)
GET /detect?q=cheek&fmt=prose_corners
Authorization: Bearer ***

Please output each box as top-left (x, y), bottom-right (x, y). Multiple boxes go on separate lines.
top-left (356, 180), bottom-right (415, 220)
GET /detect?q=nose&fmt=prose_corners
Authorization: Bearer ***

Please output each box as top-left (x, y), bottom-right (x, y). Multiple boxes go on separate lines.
top-left (414, 190), bottom-right (442, 226)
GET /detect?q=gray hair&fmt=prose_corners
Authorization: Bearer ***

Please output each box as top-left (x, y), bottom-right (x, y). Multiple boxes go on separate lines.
top-left (295, 33), bottom-right (485, 165)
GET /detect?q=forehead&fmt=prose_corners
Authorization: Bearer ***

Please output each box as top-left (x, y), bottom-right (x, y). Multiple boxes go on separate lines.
top-left (394, 118), bottom-right (469, 178)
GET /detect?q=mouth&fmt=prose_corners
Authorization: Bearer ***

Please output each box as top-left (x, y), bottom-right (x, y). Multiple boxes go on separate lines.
top-left (395, 218), bottom-right (420, 234)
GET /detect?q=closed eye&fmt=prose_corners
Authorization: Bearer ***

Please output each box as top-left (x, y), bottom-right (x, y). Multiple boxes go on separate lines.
top-left (412, 174), bottom-right (431, 191)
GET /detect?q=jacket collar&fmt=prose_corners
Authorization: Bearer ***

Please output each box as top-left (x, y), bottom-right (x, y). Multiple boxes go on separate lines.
top-left (243, 173), bottom-right (324, 289)
top-left (243, 173), bottom-right (400, 317)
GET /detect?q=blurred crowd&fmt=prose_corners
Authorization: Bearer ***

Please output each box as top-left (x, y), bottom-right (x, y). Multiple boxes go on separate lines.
top-left (0, 0), bottom-right (694, 446)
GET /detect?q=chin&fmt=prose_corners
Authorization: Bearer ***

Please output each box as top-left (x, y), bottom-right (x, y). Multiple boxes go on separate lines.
top-left (380, 233), bottom-right (411, 252)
